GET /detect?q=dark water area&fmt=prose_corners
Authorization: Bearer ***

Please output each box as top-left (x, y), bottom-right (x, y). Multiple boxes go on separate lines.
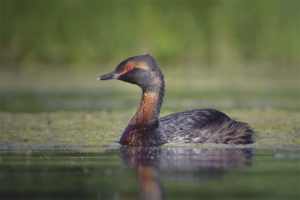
top-left (0, 146), bottom-right (299, 200)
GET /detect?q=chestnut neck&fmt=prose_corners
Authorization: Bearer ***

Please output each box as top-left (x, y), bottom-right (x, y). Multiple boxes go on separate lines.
top-left (131, 75), bottom-right (165, 128)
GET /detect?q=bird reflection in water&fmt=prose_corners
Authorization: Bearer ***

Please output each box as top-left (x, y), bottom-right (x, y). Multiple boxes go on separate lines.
top-left (121, 147), bottom-right (253, 200)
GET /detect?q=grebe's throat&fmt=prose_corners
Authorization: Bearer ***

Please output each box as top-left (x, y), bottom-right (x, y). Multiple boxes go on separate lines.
top-left (131, 74), bottom-right (165, 128)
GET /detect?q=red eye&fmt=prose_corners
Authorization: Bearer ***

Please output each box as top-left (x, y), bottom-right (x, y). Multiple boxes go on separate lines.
top-left (126, 65), bottom-right (133, 71)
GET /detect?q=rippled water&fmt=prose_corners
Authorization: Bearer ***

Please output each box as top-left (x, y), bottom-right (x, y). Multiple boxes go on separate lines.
top-left (1, 146), bottom-right (299, 200)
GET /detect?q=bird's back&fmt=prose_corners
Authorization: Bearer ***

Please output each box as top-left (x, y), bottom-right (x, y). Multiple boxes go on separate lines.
top-left (147, 109), bottom-right (255, 145)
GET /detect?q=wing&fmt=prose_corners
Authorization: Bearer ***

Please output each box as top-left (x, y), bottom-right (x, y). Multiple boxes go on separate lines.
top-left (151, 109), bottom-right (231, 143)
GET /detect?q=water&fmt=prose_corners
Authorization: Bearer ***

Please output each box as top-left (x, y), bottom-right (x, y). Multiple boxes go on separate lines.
top-left (1, 60), bottom-right (300, 200)
top-left (1, 146), bottom-right (299, 200)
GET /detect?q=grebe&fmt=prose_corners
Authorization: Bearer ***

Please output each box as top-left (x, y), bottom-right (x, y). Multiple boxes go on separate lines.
top-left (98, 55), bottom-right (255, 146)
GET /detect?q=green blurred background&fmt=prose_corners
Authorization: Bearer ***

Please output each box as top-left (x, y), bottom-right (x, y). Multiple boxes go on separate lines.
top-left (1, 0), bottom-right (300, 69)
top-left (1, 0), bottom-right (300, 113)
top-left (0, 0), bottom-right (300, 147)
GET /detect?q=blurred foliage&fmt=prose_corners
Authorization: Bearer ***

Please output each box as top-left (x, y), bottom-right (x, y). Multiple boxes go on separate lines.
top-left (1, 109), bottom-right (300, 146)
top-left (1, 0), bottom-right (299, 69)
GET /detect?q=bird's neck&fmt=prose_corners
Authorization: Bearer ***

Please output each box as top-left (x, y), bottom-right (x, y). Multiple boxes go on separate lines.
top-left (119, 71), bottom-right (165, 146)
top-left (131, 80), bottom-right (165, 129)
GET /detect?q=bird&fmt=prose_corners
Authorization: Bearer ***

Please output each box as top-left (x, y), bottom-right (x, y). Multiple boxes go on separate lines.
top-left (98, 55), bottom-right (255, 146)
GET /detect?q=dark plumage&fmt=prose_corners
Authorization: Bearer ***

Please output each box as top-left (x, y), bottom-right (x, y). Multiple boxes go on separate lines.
top-left (98, 55), bottom-right (255, 146)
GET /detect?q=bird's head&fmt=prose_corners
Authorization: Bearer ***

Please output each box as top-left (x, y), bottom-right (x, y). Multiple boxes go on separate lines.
top-left (98, 55), bottom-right (163, 91)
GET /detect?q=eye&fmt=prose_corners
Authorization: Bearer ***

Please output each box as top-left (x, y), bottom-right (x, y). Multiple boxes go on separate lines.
top-left (125, 65), bottom-right (133, 71)
top-left (118, 65), bottom-right (134, 77)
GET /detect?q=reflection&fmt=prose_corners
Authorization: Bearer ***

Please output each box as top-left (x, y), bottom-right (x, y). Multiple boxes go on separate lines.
top-left (121, 146), bottom-right (253, 200)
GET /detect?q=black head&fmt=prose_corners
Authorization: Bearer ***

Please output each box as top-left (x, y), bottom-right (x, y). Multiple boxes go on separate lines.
top-left (98, 55), bottom-right (163, 91)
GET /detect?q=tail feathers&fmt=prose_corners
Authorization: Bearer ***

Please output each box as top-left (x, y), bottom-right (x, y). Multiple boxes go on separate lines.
top-left (217, 120), bottom-right (255, 144)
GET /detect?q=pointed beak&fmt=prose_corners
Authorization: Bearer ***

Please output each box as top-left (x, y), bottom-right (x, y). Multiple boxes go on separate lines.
top-left (97, 71), bottom-right (118, 80)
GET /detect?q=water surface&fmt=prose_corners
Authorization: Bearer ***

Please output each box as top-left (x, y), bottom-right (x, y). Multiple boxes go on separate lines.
top-left (1, 146), bottom-right (299, 200)
top-left (1, 68), bottom-right (299, 199)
